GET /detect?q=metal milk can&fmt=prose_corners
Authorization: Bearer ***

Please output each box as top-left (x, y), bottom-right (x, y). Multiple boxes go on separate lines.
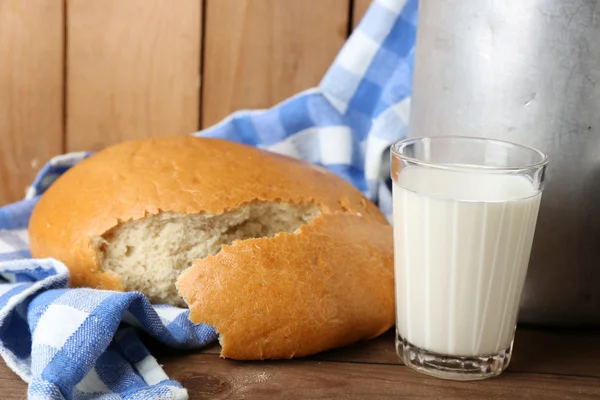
top-left (409, 0), bottom-right (600, 325)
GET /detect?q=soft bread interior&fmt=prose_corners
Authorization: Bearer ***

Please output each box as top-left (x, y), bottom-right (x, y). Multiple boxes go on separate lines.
top-left (94, 202), bottom-right (321, 306)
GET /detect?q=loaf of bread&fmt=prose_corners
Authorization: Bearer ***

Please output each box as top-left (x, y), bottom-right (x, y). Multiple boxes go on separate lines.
top-left (29, 136), bottom-right (394, 359)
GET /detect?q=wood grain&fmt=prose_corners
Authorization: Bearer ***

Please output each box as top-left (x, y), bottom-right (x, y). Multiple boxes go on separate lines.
top-left (149, 327), bottom-right (600, 379)
top-left (162, 355), bottom-right (600, 399)
top-left (312, 328), bottom-right (600, 379)
top-left (2, 328), bottom-right (600, 398)
top-left (201, 0), bottom-right (349, 128)
top-left (0, 0), bottom-right (64, 206)
top-left (352, 0), bottom-right (372, 29)
top-left (66, 0), bottom-right (202, 152)
top-left (0, 362), bottom-right (25, 399)
top-left (2, 353), bottom-right (597, 400)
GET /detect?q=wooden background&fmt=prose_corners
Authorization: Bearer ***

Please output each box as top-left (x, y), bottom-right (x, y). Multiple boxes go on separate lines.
top-left (0, 0), bottom-right (372, 206)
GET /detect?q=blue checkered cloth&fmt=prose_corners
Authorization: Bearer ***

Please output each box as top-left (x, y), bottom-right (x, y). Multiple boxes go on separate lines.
top-left (0, 1), bottom-right (417, 398)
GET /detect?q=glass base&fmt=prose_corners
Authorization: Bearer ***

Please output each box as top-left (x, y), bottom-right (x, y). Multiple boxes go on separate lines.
top-left (396, 329), bottom-right (513, 381)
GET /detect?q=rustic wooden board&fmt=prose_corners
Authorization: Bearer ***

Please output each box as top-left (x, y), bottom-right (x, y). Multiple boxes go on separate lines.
top-left (1, 327), bottom-right (600, 398)
top-left (0, 0), bottom-right (64, 206)
top-left (4, 355), bottom-right (598, 400)
top-left (201, 0), bottom-right (349, 128)
top-left (311, 327), bottom-right (600, 379)
top-left (0, 367), bottom-right (24, 400)
top-left (163, 356), bottom-right (600, 399)
top-left (151, 327), bottom-right (600, 379)
top-left (66, 0), bottom-right (202, 152)
top-left (352, 0), bottom-right (372, 29)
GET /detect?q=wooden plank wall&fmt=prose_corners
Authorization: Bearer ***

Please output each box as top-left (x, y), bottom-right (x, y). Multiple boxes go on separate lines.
top-left (67, 0), bottom-right (202, 152)
top-left (202, 0), bottom-right (349, 127)
top-left (0, 0), bottom-right (374, 206)
top-left (0, 0), bottom-right (64, 205)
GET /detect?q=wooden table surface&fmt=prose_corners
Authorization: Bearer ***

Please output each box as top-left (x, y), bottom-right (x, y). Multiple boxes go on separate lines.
top-left (1, 326), bottom-right (599, 399)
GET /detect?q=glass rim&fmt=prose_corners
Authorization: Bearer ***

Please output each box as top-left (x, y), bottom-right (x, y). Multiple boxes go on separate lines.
top-left (391, 136), bottom-right (548, 173)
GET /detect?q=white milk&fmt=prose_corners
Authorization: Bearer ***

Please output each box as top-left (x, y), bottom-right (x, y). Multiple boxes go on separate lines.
top-left (393, 166), bottom-right (541, 356)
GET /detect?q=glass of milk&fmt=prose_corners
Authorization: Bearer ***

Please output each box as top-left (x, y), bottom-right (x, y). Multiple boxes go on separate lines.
top-left (391, 136), bottom-right (548, 381)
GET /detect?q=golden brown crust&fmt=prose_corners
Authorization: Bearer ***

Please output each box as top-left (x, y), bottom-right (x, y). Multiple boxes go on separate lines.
top-left (28, 136), bottom-right (387, 291)
top-left (176, 213), bottom-right (394, 360)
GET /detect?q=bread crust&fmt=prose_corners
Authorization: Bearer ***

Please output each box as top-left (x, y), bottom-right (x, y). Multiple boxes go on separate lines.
top-left (29, 136), bottom-right (394, 358)
top-left (29, 136), bottom-right (387, 291)
top-left (176, 213), bottom-right (394, 360)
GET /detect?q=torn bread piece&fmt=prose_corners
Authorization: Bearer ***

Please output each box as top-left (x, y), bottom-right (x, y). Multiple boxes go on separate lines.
top-left (28, 136), bottom-right (394, 358)
top-left (94, 202), bottom-right (320, 306)
top-left (176, 213), bottom-right (394, 360)
top-left (29, 136), bottom-right (386, 297)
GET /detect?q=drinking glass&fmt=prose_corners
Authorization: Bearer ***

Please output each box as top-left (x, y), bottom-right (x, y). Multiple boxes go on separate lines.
top-left (391, 136), bottom-right (548, 380)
